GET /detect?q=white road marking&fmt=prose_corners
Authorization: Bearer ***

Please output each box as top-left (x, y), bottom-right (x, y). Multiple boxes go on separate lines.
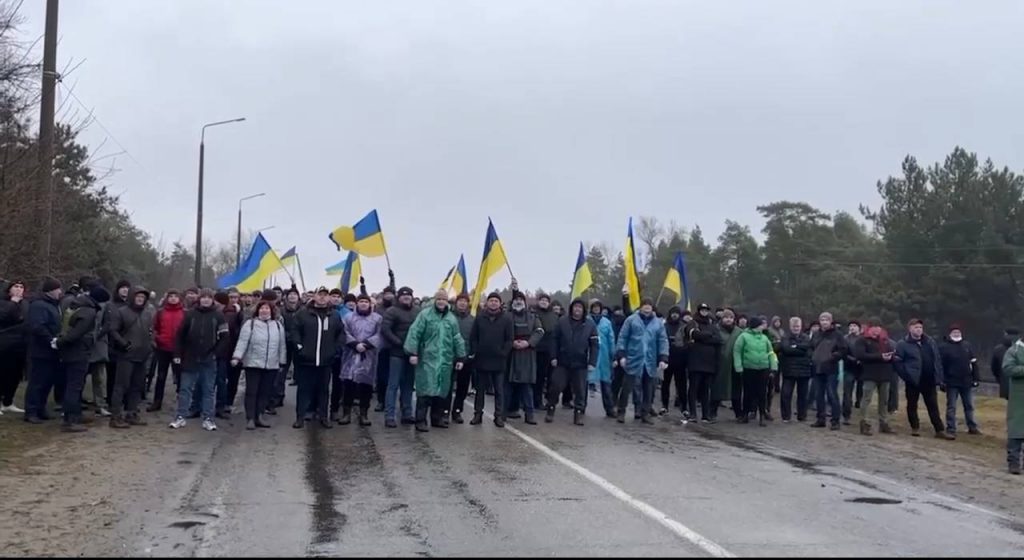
top-left (469, 404), bottom-right (734, 558)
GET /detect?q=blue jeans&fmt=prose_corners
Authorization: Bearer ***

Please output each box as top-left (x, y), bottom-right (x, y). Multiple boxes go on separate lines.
top-left (945, 385), bottom-right (978, 434)
top-left (814, 373), bottom-right (840, 425)
top-left (177, 360), bottom-right (217, 420)
top-left (25, 357), bottom-right (59, 419)
top-left (385, 355), bottom-right (415, 421)
top-left (505, 381), bottom-right (534, 415)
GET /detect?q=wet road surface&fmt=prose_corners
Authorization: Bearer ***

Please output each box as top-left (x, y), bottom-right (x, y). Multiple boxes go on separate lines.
top-left (17, 389), bottom-right (1024, 557)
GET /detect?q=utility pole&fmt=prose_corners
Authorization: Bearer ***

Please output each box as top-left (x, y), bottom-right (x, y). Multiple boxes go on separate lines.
top-left (39, 0), bottom-right (59, 275)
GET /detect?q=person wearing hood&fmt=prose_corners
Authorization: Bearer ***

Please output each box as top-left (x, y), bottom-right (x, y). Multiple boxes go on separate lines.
top-left (532, 293), bottom-right (560, 410)
top-left (404, 290), bottom-right (467, 432)
top-left (992, 328), bottom-right (1021, 401)
top-left (713, 309), bottom-right (740, 422)
top-left (778, 317), bottom-right (813, 423)
top-left (381, 286), bottom-right (419, 428)
top-left (172, 289), bottom-right (229, 431)
top-left (108, 286), bottom-right (155, 428)
top-left (768, 316), bottom-right (785, 345)
top-left (504, 291), bottom-right (544, 424)
top-left (289, 286), bottom-right (346, 429)
top-left (894, 319), bottom-right (952, 439)
top-left (275, 286), bottom-right (303, 406)
top-left (445, 293), bottom-right (476, 424)
top-left (0, 280), bottom-right (29, 415)
top-left (55, 285), bottom-right (110, 431)
top-left (1001, 336), bottom-right (1024, 474)
top-left (374, 284), bottom-right (397, 412)
top-left (939, 324), bottom-right (981, 438)
top-left (852, 325), bottom-right (896, 436)
top-left (733, 316), bottom-right (778, 426)
top-left (147, 289), bottom-right (186, 412)
top-left (615, 297), bottom-right (669, 424)
top-left (661, 306), bottom-right (689, 415)
top-left (232, 300), bottom-right (288, 430)
top-left (469, 291), bottom-right (514, 427)
top-left (810, 311), bottom-right (847, 431)
top-left (548, 298), bottom-right (598, 425)
top-left (103, 280), bottom-right (132, 406)
top-left (683, 303), bottom-right (722, 423)
top-left (335, 293), bottom-right (382, 427)
top-left (587, 299), bottom-right (617, 418)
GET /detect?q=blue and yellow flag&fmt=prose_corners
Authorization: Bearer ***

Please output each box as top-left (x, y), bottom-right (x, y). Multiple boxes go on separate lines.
top-left (218, 233), bottom-right (286, 292)
top-left (470, 220), bottom-right (509, 315)
top-left (439, 265), bottom-right (456, 293)
top-left (279, 246), bottom-right (297, 267)
top-left (624, 218), bottom-right (641, 310)
top-left (339, 252), bottom-right (361, 295)
top-left (324, 256), bottom-right (347, 276)
top-left (570, 242), bottom-right (593, 300)
top-left (663, 251), bottom-right (691, 311)
top-left (328, 209), bottom-right (387, 257)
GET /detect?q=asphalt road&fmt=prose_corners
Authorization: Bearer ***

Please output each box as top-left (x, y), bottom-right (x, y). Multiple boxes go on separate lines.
top-left (97, 389), bottom-right (1024, 558)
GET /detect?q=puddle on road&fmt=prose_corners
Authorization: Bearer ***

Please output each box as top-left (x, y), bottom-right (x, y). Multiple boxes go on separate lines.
top-left (845, 497), bottom-right (903, 505)
top-left (168, 520), bottom-right (206, 529)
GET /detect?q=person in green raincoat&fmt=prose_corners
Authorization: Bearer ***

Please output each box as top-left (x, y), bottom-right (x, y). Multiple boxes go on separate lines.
top-left (1002, 338), bottom-right (1024, 474)
top-left (714, 309), bottom-right (741, 422)
top-left (404, 290), bottom-right (467, 432)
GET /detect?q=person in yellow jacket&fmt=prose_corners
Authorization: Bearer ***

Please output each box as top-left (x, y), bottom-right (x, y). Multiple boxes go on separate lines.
top-left (733, 316), bottom-right (778, 426)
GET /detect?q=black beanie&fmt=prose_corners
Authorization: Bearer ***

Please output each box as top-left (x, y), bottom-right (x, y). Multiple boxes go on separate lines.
top-left (41, 277), bottom-right (62, 293)
top-left (356, 293), bottom-right (371, 303)
top-left (344, 293), bottom-right (357, 304)
top-left (115, 279), bottom-right (131, 292)
top-left (89, 286), bottom-right (111, 304)
top-left (487, 291), bottom-right (502, 303)
top-left (748, 316), bottom-right (765, 330)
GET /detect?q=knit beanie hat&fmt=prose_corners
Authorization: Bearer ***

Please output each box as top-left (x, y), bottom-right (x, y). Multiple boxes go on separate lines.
top-left (89, 286), bottom-right (111, 304)
top-left (41, 277), bottom-right (62, 293)
top-left (748, 316), bottom-right (765, 330)
top-left (487, 291), bottom-right (502, 303)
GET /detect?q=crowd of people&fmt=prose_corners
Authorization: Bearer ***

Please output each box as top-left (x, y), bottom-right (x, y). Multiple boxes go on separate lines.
top-left (1, 275), bottom-right (1022, 474)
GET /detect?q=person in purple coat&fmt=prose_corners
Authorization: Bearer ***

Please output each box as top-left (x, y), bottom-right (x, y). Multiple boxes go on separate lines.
top-left (339, 294), bottom-right (383, 426)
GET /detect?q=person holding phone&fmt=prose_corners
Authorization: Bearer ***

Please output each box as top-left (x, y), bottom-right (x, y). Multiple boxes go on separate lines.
top-left (852, 325), bottom-right (896, 436)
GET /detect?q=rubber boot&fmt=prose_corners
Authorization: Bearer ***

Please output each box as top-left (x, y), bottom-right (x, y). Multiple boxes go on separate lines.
top-left (358, 408), bottom-right (372, 427)
top-left (573, 410), bottom-right (584, 426)
top-left (545, 406), bottom-right (555, 423)
top-left (470, 413), bottom-right (483, 426)
top-left (415, 397), bottom-right (430, 432)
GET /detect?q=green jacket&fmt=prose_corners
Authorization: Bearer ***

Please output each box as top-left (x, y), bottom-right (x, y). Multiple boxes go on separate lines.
top-left (404, 305), bottom-right (467, 397)
top-left (733, 329), bottom-right (779, 373)
top-left (1002, 341), bottom-right (1024, 439)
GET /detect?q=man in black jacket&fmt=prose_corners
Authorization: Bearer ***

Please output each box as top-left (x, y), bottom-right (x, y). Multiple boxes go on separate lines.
top-left (23, 278), bottom-right (63, 424)
top-left (842, 321), bottom-right (864, 426)
top-left (661, 306), bottom-right (688, 415)
top-left (108, 287), bottom-right (155, 429)
top-left (778, 317), bottom-right (813, 423)
top-left (445, 293), bottom-right (476, 424)
top-left (381, 286), bottom-right (418, 428)
top-left (547, 298), bottom-right (598, 425)
top-left (56, 286), bottom-right (110, 431)
top-left (939, 324), bottom-right (981, 438)
top-left (469, 292), bottom-right (513, 427)
top-left (811, 311), bottom-right (847, 430)
top-left (683, 303), bottom-right (720, 422)
top-left (894, 318), bottom-right (952, 439)
top-left (992, 328), bottom-right (1020, 401)
top-left (373, 284), bottom-right (396, 411)
top-left (171, 289), bottom-right (228, 431)
top-left (532, 293), bottom-right (560, 410)
top-left (289, 286), bottom-right (345, 429)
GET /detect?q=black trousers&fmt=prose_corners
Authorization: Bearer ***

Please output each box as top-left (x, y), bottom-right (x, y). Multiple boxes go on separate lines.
top-left (329, 357), bottom-right (344, 415)
top-left (473, 369), bottom-right (505, 418)
top-left (780, 376), bottom-right (810, 421)
top-left (341, 379), bottom-right (373, 411)
top-left (375, 349), bottom-right (390, 406)
top-left (611, 365), bottom-right (625, 404)
top-left (731, 369), bottom-right (745, 418)
top-left (687, 370), bottom-right (713, 421)
top-left (548, 366), bottom-right (587, 411)
top-left (0, 347), bottom-right (25, 406)
top-left (662, 364), bottom-right (687, 410)
top-left (227, 364), bottom-right (243, 408)
top-left (416, 395), bottom-right (446, 424)
top-left (534, 352), bottom-right (553, 409)
top-left (61, 360), bottom-right (89, 423)
top-left (445, 358), bottom-right (474, 415)
top-left (244, 368), bottom-right (277, 421)
top-left (111, 360), bottom-right (147, 417)
top-left (743, 369), bottom-right (770, 419)
top-left (151, 349), bottom-right (181, 407)
top-left (842, 374), bottom-right (863, 420)
top-left (906, 375), bottom-right (944, 433)
top-left (295, 364), bottom-right (331, 421)
top-left (52, 364), bottom-right (66, 410)
top-left (617, 374), bottom-right (654, 418)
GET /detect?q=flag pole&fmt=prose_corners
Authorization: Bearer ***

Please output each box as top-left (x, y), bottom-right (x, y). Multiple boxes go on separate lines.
top-left (377, 211), bottom-right (393, 272)
top-left (296, 254), bottom-right (308, 292)
top-left (654, 286), bottom-right (667, 310)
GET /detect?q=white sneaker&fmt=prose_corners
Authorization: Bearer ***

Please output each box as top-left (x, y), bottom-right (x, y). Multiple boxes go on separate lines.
top-left (2, 404), bottom-right (25, 414)
top-left (97, 408), bottom-right (112, 417)
top-left (202, 418), bottom-right (218, 431)
top-left (169, 417), bottom-right (187, 429)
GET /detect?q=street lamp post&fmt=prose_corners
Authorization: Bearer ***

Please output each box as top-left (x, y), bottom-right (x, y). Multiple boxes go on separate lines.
top-left (194, 117), bottom-right (246, 286)
top-left (236, 192), bottom-right (266, 267)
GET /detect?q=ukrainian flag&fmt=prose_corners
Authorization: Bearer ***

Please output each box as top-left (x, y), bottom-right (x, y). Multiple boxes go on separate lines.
top-left (439, 265), bottom-right (456, 293)
top-left (279, 246), bottom-right (298, 267)
top-left (218, 233), bottom-right (286, 292)
top-left (452, 254), bottom-right (469, 297)
top-left (328, 209), bottom-right (387, 257)
top-left (339, 252), bottom-right (361, 295)
top-left (570, 242), bottom-right (593, 300)
top-left (663, 251), bottom-right (691, 311)
top-left (624, 218), bottom-right (641, 310)
top-left (470, 219), bottom-right (509, 315)
top-left (324, 256), bottom-right (347, 276)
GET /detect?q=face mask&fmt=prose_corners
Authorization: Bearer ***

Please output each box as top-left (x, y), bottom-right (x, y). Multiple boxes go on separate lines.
top-left (950, 334), bottom-right (963, 342)
top-left (512, 302), bottom-right (525, 312)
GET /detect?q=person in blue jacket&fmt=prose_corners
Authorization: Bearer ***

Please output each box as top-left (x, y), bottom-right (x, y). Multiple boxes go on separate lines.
top-left (587, 299), bottom-right (616, 418)
top-left (615, 297), bottom-right (669, 424)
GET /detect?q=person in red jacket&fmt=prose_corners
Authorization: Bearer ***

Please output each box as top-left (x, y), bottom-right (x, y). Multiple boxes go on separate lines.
top-left (147, 290), bottom-right (186, 412)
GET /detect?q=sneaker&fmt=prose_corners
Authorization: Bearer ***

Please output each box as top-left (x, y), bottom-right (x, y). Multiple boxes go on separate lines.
top-left (202, 418), bottom-right (218, 431)
top-left (96, 408), bottom-right (112, 417)
top-left (659, 407), bottom-right (668, 415)
top-left (810, 421), bottom-right (827, 428)
top-left (2, 404), bottom-right (25, 414)
top-left (169, 417), bottom-right (187, 429)
top-left (782, 419), bottom-right (791, 424)
top-left (968, 428), bottom-right (983, 436)
top-left (385, 418), bottom-right (398, 428)
top-left (61, 423), bottom-right (88, 433)
top-left (936, 431), bottom-right (955, 440)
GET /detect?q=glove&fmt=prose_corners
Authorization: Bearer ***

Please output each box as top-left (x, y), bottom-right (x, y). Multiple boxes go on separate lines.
top-left (972, 381), bottom-right (980, 388)
top-left (409, 355), bottom-right (419, 365)
top-left (587, 365), bottom-right (595, 372)
top-left (551, 359), bottom-right (558, 367)
top-left (50, 338), bottom-right (58, 350)
top-left (939, 384), bottom-right (946, 393)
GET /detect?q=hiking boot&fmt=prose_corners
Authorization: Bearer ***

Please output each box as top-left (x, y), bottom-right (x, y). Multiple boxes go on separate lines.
top-left (470, 414), bottom-right (483, 426)
top-left (968, 428), bottom-right (983, 436)
top-left (415, 421), bottom-right (430, 433)
top-left (61, 423), bottom-right (88, 433)
top-left (810, 421), bottom-right (826, 428)
top-left (616, 411), bottom-right (626, 424)
top-left (545, 407), bottom-right (555, 423)
top-left (338, 408), bottom-right (352, 426)
top-left (358, 410), bottom-right (372, 427)
top-left (452, 412), bottom-right (464, 424)
top-left (911, 428), bottom-right (921, 437)
top-left (385, 418), bottom-right (398, 428)
top-left (879, 422), bottom-right (895, 434)
top-left (127, 414), bottom-right (148, 426)
top-left (246, 420), bottom-right (256, 430)
top-left (524, 411), bottom-right (537, 425)
top-left (937, 431), bottom-right (955, 440)
top-left (573, 410), bottom-right (584, 426)
top-left (255, 416), bottom-right (271, 428)
top-left (493, 416), bottom-right (506, 428)
top-left (1010, 464), bottom-right (1022, 475)
top-left (859, 421), bottom-right (873, 436)
top-left (146, 402), bottom-right (162, 413)
top-left (110, 416), bottom-right (130, 429)
top-left (292, 419), bottom-right (304, 429)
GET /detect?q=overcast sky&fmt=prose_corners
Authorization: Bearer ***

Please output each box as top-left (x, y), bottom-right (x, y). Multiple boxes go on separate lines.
top-left (23, 0), bottom-right (1024, 294)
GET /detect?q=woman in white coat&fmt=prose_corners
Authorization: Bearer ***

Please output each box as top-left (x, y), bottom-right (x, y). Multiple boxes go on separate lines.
top-left (232, 301), bottom-right (288, 430)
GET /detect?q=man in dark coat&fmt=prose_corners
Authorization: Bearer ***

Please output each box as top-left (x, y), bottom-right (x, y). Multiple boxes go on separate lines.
top-left (381, 286), bottom-right (418, 427)
top-left (469, 292), bottom-right (513, 427)
top-left (0, 280), bottom-right (29, 414)
top-left (939, 324), bottom-right (981, 438)
top-left (444, 293), bottom-right (476, 424)
top-left (842, 321), bottom-right (864, 425)
top-left (55, 285), bottom-right (110, 431)
top-left (373, 284), bottom-right (397, 411)
top-left (23, 278), bottom-right (63, 423)
top-left (683, 303), bottom-right (721, 422)
top-left (547, 298), bottom-right (598, 425)
top-left (532, 293), bottom-right (560, 410)
top-left (895, 318), bottom-right (953, 439)
top-left (289, 286), bottom-right (346, 429)
top-left (992, 328), bottom-right (1020, 401)
top-left (810, 311), bottom-right (847, 430)
top-left (505, 291), bottom-right (544, 424)
top-left (778, 317), bottom-right (813, 423)
top-left (172, 289), bottom-right (229, 431)
top-left (108, 287), bottom-right (155, 428)
top-left (661, 306), bottom-right (688, 415)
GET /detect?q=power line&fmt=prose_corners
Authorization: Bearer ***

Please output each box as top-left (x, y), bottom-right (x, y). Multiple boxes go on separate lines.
top-left (56, 81), bottom-right (145, 171)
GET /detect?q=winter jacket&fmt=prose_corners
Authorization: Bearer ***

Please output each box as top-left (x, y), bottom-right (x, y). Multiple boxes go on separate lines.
top-left (778, 331), bottom-right (814, 378)
top-left (404, 305), bottom-right (467, 397)
top-left (733, 330), bottom-right (778, 373)
top-left (26, 294), bottom-right (62, 360)
top-left (992, 336), bottom-right (1018, 400)
top-left (108, 296), bottom-right (155, 363)
top-left (714, 323), bottom-right (741, 401)
top-left (289, 303), bottom-right (345, 368)
top-left (218, 304), bottom-right (243, 360)
top-left (381, 303), bottom-right (418, 356)
top-left (1002, 341), bottom-right (1024, 439)
top-left (588, 313), bottom-right (615, 384)
top-left (470, 309), bottom-right (514, 372)
top-left (895, 334), bottom-right (944, 387)
top-left (811, 327), bottom-right (848, 376)
top-left (616, 311), bottom-right (669, 380)
top-left (453, 309), bottom-right (474, 354)
top-left (153, 302), bottom-right (186, 352)
top-left (506, 309), bottom-right (544, 384)
top-left (939, 338), bottom-right (977, 388)
top-left (533, 306), bottom-right (560, 357)
top-left (56, 294), bottom-right (101, 363)
top-left (176, 305), bottom-right (229, 370)
top-left (89, 304), bottom-right (110, 364)
top-left (683, 315), bottom-right (722, 374)
top-left (341, 311), bottom-right (383, 385)
top-left (665, 314), bottom-right (688, 370)
top-left (0, 294), bottom-right (28, 354)
top-left (233, 317), bottom-right (288, 371)
top-left (851, 336), bottom-right (896, 384)
top-left (844, 334), bottom-right (864, 380)
top-left (551, 311), bottom-right (598, 371)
